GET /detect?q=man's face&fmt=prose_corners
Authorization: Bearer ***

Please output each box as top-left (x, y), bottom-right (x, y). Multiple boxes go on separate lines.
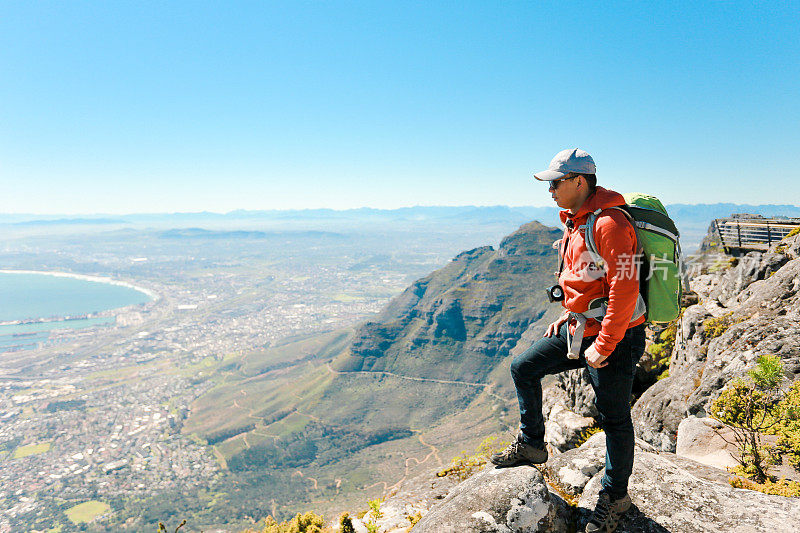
top-left (549, 174), bottom-right (581, 210)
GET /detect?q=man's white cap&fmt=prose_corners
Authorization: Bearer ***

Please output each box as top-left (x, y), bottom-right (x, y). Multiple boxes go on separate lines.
top-left (533, 148), bottom-right (596, 181)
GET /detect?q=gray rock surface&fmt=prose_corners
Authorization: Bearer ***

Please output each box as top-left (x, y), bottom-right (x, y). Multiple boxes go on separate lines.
top-left (675, 416), bottom-right (738, 470)
top-left (578, 450), bottom-right (800, 532)
top-left (413, 463), bottom-right (571, 532)
top-left (380, 428), bottom-right (800, 533)
top-left (364, 464), bottom-right (461, 532)
top-left (549, 368), bottom-right (598, 418)
top-left (546, 432), bottom-right (657, 496)
top-left (633, 232), bottom-right (800, 451)
top-left (544, 403), bottom-right (597, 452)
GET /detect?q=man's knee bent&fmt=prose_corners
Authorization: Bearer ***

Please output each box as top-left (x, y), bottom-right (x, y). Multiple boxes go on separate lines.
top-left (510, 346), bottom-right (548, 381)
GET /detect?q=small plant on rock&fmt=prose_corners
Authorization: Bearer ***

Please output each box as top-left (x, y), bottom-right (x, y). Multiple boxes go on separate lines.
top-left (157, 520), bottom-right (186, 533)
top-left (405, 511), bottom-right (422, 530)
top-left (703, 312), bottom-right (743, 339)
top-left (364, 498), bottom-right (383, 533)
top-left (260, 512), bottom-right (328, 533)
top-left (436, 435), bottom-right (510, 481)
top-left (711, 355), bottom-right (786, 483)
top-left (339, 513), bottom-right (355, 533)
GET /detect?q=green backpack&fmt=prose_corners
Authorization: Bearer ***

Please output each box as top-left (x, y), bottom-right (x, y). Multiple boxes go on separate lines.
top-left (584, 193), bottom-right (687, 324)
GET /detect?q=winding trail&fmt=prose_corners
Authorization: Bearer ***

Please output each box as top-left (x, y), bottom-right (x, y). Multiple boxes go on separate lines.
top-left (362, 430), bottom-right (445, 499)
top-left (232, 390), bottom-right (265, 422)
top-left (293, 470), bottom-right (319, 490)
top-left (324, 363), bottom-right (517, 498)
top-left (325, 363), bottom-right (513, 405)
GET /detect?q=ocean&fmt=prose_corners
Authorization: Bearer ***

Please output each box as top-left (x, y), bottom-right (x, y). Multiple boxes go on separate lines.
top-left (0, 272), bottom-right (152, 352)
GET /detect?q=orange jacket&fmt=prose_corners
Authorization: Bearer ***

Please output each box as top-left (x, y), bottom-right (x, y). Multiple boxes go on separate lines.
top-left (558, 187), bottom-right (645, 357)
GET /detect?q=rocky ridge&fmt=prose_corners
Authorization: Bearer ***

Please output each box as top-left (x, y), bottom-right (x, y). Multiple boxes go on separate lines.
top-left (337, 221), bottom-right (563, 382)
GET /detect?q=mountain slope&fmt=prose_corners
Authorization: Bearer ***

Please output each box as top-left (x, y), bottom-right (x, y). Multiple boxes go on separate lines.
top-left (177, 220), bottom-right (564, 524)
top-left (314, 221), bottom-right (562, 429)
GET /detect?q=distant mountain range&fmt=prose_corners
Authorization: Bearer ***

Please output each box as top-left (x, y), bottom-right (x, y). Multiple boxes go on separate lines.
top-left (4, 203), bottom-right (799, 254)
top-left (3, 203), bottom-right (798, 226)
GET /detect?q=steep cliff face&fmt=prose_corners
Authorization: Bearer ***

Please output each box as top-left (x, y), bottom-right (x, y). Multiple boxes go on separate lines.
top-left (336, 221), bottom-right (563, 383)
top-left (633, 231), bottom-right (800, 451)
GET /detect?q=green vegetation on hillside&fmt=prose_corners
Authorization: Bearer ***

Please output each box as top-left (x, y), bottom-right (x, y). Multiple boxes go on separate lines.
top-left (228, 423), bottom-right (412, 472)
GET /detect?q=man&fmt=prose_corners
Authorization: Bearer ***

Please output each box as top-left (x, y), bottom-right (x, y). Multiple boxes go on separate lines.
top-left (490, 148), bottom-right (646, 533)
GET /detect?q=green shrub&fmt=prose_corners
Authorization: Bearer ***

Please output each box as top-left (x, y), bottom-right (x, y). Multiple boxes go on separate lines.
top-left (260, 512), bottom-right (328, 533)
top-left (786, 227), bottom-right (800, 239)
top-left (436, 451), bottom-right (486, 481)
top-left (703, 312), bottom-right (743, 339)
top-left (771, 381), bottom-right (800, 469)
top-left (729, 476), bottom-right (800, 497)
top-left (339, 513), bottom-right (355, 533)
top-left (650, 320), bottom-right (678, 380)
top-left (436, 435), bottom-right (510, 481)
top-left (364, 499), bottom-right (383, 533)
top-left (711, 355), bottom-right (788, 483)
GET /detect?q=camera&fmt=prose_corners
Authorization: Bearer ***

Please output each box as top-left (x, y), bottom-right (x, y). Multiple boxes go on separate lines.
top-left (546, 284), bottom-right (564, 302)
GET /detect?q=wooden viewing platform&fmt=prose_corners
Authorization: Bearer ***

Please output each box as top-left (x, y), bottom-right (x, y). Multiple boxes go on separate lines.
top-left (714, 215), bottom-right (800, 254)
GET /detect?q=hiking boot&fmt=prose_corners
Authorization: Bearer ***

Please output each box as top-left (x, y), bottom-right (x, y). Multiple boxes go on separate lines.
top-left (489, 435), bottom-right (547, 467)
top-left (585, 491), bottom-right (631, 533)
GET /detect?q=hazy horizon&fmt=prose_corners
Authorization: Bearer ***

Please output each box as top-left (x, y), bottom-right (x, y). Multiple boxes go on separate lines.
top-left (2, 201), bottom-right (800, 218)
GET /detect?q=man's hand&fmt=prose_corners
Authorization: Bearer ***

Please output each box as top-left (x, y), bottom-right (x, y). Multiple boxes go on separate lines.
top-left (585, 343), bottom-right (609, 368)
top-left (544, 312), bottom-right (570, 337)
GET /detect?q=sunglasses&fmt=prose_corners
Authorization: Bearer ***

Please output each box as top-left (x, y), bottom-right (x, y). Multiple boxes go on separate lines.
top-left (548, 174), bottom-right (579, 190)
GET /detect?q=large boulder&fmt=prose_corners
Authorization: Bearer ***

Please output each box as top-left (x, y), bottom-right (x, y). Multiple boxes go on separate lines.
top-left (675, 416), bottom-right (738, 470)
top-left (413, 463), bottom-right (571, 532)
top-left (578, 450), bottom-right (800, 532)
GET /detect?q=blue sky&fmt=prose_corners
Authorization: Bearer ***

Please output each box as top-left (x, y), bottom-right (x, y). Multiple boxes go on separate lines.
top-left (2, 1), bottom-right (798, 214)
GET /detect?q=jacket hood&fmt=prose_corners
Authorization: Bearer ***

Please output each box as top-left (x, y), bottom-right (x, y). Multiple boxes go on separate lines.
top-left (559, 186), bottom-right (626, 224)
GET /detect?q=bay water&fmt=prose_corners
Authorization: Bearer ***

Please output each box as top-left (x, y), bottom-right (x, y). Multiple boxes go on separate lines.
top-left (0, 272), bottom-right (152, 352)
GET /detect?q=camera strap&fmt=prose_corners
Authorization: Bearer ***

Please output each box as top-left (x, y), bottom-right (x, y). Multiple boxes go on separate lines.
top-left (556, 225), bottom-right (570, 277)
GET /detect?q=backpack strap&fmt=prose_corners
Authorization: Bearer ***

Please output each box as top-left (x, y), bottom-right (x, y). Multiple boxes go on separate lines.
top-left (566, 295), bottom-right (647, 359)
top-left (565, 207), bottom-right (646, 359)
top-left (584, 206), bottom-right (641, 259)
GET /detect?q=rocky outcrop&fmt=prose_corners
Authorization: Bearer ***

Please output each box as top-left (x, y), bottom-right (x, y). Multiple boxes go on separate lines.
top-left (413, 464), bottom-right (571, 532)
top-left (632, 231), bottom-right (800, 451)
top-left (370, 431), bottom-right (800, 532)
top-left (675, 416), bottom-right (738, 470)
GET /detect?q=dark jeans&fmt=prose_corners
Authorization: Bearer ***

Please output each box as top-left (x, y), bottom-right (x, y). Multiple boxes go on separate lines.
top-left (510, 321), bottom-right (646, 497)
